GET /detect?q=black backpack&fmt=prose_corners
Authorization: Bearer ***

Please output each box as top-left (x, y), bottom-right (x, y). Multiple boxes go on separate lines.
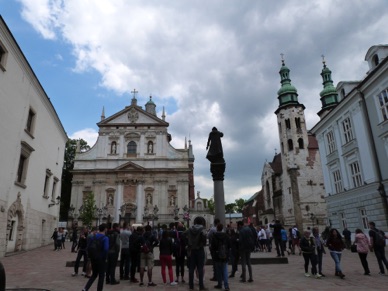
top-left (216, 241), bottom-right (227, 260)
top-left (88, 234), bottom-right (104, 260)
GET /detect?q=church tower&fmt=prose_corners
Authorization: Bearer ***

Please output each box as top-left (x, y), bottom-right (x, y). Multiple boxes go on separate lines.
top-left (317, 58), bottom-right (338, 118)
top-left (274, 59), bottom-right (308, 229)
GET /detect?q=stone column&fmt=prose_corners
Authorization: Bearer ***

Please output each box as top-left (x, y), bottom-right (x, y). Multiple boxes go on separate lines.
top-left (136, 181), bottom-right (145, 223)
top-left (210, 161), bottom-right (226, 227)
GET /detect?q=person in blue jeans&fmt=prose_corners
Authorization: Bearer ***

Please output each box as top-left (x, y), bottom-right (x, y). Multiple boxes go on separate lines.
top-left (83, 224), bottom-right (109, 291)
top-left (210, 223), bottom-right (230, 291)
top-left (72, 228), bottom-right (88, 276)
top-left (326, 228), bottom-right (345, 279)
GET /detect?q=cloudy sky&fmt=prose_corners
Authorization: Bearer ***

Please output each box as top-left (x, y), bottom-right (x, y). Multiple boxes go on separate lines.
top-left (1, 0), bottom-right (387, 203)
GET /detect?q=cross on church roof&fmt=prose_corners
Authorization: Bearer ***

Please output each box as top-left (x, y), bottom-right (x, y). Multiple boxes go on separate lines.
top-left (280, 53), bottom-right (285, 65)
top-left (321, 54), bottom-right (326, 67)
top-left (131, 88), bottom-right (138, 99)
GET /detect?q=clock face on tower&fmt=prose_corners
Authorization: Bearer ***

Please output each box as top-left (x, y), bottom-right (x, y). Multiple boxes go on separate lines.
top-left (128, 108), bottom-right (139, 123)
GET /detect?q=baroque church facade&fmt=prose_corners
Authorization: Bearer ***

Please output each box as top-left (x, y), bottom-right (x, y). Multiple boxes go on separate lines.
top-left (69, 94), bottom-right (195, 227)
top-left (257, 60), bottom-right (327, 230)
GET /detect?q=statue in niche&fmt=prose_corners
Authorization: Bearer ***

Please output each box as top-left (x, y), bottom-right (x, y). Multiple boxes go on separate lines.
top-left (111, 142), bottom-right (117, 154)
top-left (146, 194), bottom-right (152, 206)
top-left (170, 195), bottom-right (175, 206)
top-left (108, 194), bottom-right (114, 205)
top-left (206, 127), bottom-right (224, 163)
top-left (148, 142), bottom-right (153, 154)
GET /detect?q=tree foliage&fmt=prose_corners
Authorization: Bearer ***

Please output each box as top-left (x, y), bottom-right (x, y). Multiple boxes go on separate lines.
top-left (225, 203), bottom-right (237, 214)
top-left (79, 192), bottom-right (97, 227)
top-left (207, 197), bottom-right (215, 215)
top-left (234, 198), bottom-right (246, 213)
top-left (60, 139), bottom-right (90, 221)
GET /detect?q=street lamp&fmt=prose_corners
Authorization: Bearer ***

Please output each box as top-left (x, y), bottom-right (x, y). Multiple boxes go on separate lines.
top-left (183, 205), bottom-right (190, 228)
top-left (95, 205), bottom-right (107, 226)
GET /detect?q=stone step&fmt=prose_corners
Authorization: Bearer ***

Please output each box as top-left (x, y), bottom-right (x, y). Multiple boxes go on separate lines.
top-left (65, 257), bottom-right (288, 267)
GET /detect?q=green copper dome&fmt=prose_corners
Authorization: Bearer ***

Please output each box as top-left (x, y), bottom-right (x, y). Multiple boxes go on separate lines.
top-left (277, 61), bottom-right (299, 107)
top-left (319, 61), bottom-right (338, 113)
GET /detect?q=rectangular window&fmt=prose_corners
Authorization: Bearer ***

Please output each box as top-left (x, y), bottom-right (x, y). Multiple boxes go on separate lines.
top-left (342, 117), bottom-right (354, 144)
top-left (17, 155), bottom-right (27, 183)
top-left (285, 119), bottom-right (291, 129)
top-left (359, 208), bottom-right (369, 229)
top-left (326, 131), bottom-right (336, 154)
top-left (0, 41), bottom-right (7, 71)
top-left (15, 141), bottom-right (35, 187)
top-left (377, 88), bottom-right (388, 121)
top-left (51, 177), bottom-right (58, 201)
top-left (26, 108), bottom-right (36, 135)
top-left (333, 169), bottom-right (343, 193)
top-left (349, 161), bottom-right (362, 188)
top-left (43, 169), bottom-right (52, 198)
top-left (340, 212), bottom-right (347, 229)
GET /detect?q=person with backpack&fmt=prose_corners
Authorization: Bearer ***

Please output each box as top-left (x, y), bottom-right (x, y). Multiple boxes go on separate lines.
top-left (210, 223), bottom-right (230, 291)
top-left (291, 225), bottom-right (302, 255)
top-left (139, 225), bottom-right (159, 287)
top-left (207, 218), bottom-right (220, 282)
top-left (82, 223), bottom-right (109, 291)
top-left (368, 221), bottom-right (388, 275)
top-left (105, 223), bottom-right (121, 285)
top-left (186, 216), bottom-right (208, 291)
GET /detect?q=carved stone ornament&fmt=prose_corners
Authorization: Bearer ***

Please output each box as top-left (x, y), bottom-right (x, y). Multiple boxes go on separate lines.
top-left (128, 108), bottom-right (139, 123)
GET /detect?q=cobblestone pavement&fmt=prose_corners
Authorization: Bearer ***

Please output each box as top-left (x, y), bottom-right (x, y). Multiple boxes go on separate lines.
top-left (1, 242), bottom-right (388, 291)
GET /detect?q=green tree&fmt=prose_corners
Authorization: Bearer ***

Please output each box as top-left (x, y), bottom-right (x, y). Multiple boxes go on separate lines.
top-left (225, 203), bottom-right (237, 214)
top-left (207, 196), bottom-right (215, 215)
top-left (235, 198), bottom-right (246, 213)
top-left (79, 192), bottom-right (97, 227)
top-left (60, 139), bottom-right (90, 221)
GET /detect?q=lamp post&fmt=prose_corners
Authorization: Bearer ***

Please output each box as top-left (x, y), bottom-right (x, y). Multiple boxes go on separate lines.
top-left (95, 205), bottom-right (107, 226)
top-left (152, 205), bottom-right (159, 229)
top-left (183, 205), bottom-right (190, 228)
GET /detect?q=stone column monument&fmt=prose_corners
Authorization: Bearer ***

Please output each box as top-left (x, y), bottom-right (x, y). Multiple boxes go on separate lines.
top-left (206, 127), bottom-right (226, 226)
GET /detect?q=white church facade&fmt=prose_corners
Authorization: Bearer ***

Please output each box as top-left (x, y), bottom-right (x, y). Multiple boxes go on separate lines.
top-left (69, 94), bottom-right (195, 227)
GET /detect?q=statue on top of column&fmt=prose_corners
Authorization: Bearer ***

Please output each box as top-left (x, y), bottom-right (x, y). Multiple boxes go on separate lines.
top-left (206, 127), bottom-right (224, 163)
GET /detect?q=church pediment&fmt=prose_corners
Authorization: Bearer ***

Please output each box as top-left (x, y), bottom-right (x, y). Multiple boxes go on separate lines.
top-left (115, 161), bottom-right (145, 171)
top-left (98, 106), bottom-right (168, 127)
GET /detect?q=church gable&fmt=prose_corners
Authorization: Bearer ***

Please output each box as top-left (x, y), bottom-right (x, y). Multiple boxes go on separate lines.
top-left (98, 106), bottom-right (168, 126)
top-left (115, 161), bottom-right (146, 171)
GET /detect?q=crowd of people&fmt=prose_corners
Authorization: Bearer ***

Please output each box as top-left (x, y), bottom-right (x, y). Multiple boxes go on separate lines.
top-left (54, 218), bottom-right (388, 291)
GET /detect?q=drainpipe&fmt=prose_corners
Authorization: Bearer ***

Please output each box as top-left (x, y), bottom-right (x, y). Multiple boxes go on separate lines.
top-left (358, 89), bottom-right (388, 222)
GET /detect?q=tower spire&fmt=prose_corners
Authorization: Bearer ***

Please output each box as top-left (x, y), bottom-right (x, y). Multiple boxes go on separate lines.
top-left (101, 106), bottom-right (105, 121)
top-left (131, 88), bottom-right (138, 106)
top-left (318, 56), bottom-right (338, 118)
top-left (275, 54), bottom-right (303, 113)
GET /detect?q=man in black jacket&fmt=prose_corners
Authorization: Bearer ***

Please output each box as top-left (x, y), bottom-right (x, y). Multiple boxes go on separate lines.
top-left (106, 223), bottom-right (121, 285)
top-left (238, 219), bottom-right (254, 283)
top-left (270, 220), bottom-right (285, 257)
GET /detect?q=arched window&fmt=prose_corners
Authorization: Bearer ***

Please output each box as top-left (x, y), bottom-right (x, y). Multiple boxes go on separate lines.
top-left (266, 181), bottom-right (271, 205)
top-left (285, 119), bottom-right (291, 129)
top-left (298, 138), bottom-right (304, 149)
top-left (288, 139), bottom-right (293, 151)
top-left (127, 141), bottom-right (137, 154)
top-left (373, 54), bottom-right (379, 66)
top-left (295, 117), bottom-right (301, 129)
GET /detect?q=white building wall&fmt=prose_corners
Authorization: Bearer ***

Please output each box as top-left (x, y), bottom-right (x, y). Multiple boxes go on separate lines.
top-left (0, 17), bottom-right (67, 257)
